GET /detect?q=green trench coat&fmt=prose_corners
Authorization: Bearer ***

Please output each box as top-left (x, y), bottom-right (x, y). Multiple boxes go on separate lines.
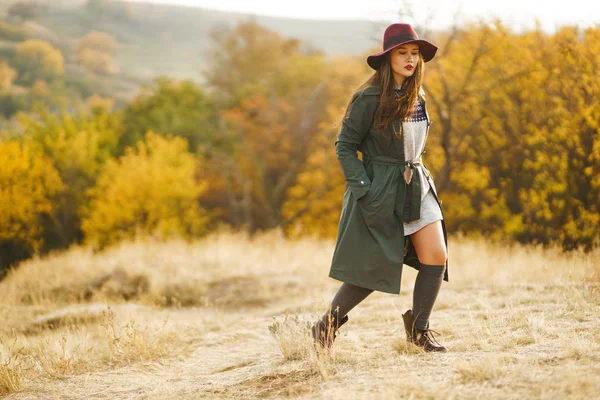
top-left (329, 86), bottom-right (449, 294)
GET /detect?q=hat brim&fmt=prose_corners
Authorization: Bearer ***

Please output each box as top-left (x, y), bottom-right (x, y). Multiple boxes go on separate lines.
top-left (367, 40), bottom-right (438, 70)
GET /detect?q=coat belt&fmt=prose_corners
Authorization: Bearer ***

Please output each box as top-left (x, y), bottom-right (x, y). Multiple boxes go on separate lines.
top-left (368, 155), bottom-right (422, 223)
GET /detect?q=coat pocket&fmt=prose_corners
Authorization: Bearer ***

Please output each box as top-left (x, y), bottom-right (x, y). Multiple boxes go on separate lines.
top-left (356, 164), bottom-right (397, 235)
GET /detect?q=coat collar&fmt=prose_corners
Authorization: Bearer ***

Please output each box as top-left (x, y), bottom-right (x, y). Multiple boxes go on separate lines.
top-left (362, 85), bottom-right (425, 98)
top-left (391, 85), bottom-right (426, 101)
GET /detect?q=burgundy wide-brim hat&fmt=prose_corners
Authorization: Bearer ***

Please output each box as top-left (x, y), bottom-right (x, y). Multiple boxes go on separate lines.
top-left (367, 23), bottom-right (438, 70)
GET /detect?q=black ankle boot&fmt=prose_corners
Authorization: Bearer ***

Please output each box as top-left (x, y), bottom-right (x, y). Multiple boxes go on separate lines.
top-left (311, 312), bottom-right (349, 350)
top-left (402, 309), bottom-right (448, 352)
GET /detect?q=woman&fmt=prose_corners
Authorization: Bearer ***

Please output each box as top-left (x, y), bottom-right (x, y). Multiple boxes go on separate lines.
top-left (311, 23), bottom-right (449, 352)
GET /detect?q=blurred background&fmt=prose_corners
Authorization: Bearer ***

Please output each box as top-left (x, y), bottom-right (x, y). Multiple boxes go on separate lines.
top-left (1, 0), bottom-right (599, 274)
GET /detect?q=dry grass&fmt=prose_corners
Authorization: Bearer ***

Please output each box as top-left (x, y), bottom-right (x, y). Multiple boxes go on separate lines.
top-left (268, 313), bottom-right (314, 362)
top-left (0, 339), bottom-right (24, 396)
top-left (0, 230), bottom-right (599, 399)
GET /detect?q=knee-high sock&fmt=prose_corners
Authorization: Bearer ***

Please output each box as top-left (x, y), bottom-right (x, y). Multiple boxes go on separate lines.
top-left (412, 263), bottom-right (445, 331)
top-left (325, 282), bottom-right (374, 320)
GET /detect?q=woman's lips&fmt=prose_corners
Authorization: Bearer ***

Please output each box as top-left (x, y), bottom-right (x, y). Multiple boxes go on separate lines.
top-left (405, 65), bottom-right (414, 71)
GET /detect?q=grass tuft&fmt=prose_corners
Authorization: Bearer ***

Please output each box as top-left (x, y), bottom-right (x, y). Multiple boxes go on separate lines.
top-left (0, 338), bottom-right (24, 395)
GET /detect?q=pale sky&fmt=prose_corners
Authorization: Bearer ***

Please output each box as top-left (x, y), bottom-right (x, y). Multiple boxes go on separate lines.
top-left (129, 0), bottom-right (600, 32)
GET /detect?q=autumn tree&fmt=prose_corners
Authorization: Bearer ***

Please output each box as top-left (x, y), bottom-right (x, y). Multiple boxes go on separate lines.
top-left (0, 62), bottom-right (17, 90)
top-left (0, 93), bottom-right (27, 118)
top-left (419, 22), bottom-right (523, 237)
top-left (204, 20), bottom-right (304, 107)
top-left (282, 20), bottom-right (600, 250)
top-left (18, 107), bottom-right (123, 247)
top-left (0, 21), bottom-right (29, 41)
top-left (421, 22), bottom-right (599, 250)
top-left (76, 31), bottom-right (119, 75)
top-left (477, 26), bottom-right (600, 249)
top-left (82, 132), bottom-right (210, 248)
top-left (14, 39), bottom-right (64, 84)
top-left (121, 77), bottom-right (217, 152)
top-left (203, 21), bottom-right (330, 231)
top-left (86, 94), bottom-right (115, 113)
top-left (0, 139), bottom-right (64, 273)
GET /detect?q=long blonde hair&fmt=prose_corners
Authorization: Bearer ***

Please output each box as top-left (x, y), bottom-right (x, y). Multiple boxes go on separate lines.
top-left (341, 51), bottom-right (424, 137)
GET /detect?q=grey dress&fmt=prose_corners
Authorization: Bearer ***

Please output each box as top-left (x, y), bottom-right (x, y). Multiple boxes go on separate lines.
top-left (402, 97), bottom-right (443, 236)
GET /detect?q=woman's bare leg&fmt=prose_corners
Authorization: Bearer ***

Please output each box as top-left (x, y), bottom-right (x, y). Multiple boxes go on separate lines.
top-left (409, 220), bottom-right (447, 265)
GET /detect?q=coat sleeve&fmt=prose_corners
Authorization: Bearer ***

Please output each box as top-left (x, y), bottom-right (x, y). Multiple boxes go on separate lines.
top-left (335, 90), bottom-right (378, 201)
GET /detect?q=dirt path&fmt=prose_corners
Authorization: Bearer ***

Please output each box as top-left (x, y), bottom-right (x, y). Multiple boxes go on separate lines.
top-left (2, 236), bottom-right (599, 399)
top-left (7, 282), bottom-right (600, 399)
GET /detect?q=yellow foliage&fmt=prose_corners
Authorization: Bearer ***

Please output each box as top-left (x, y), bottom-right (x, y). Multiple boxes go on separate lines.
top-left (450, 162), bottom-right (490, 194)
top-left (205, 21), bottom-right (304, 104)
top-left (75, 31), bottom-right (119, 75)
top-left (19, 109), bottom-right (121, 186)
top-left (0, 62), bottom-right (17, 90)
top-left (32, 79), bottom-right (49, 96)
top-left (86, 94), bottom-right (115, 112)
top-left (0, 139), bottom-right (64, 252)
top-left (17, 108), bottom-right (124, 245)
top-left (206, 25), bottom-right (332, 230)
top-left (77, 31), bottom-right (118, 56)
top-left (76, 48), bottom-right (119, 75)
top-left (82, 132), bottom-right (210, 248)
top-left (441, 193), bottom-right (477, 222)
top-left (3, 21), bottom-right (599, 254)
top-left (15, 39), bottom-right (64, 75)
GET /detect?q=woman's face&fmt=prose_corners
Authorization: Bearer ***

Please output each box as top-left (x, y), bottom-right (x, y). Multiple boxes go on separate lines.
top-left (390, 43), bottom-right (420, 86)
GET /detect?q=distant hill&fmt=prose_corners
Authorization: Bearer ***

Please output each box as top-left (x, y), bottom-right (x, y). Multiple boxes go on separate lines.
top-left (1, 0), bottom-right (382, 91)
